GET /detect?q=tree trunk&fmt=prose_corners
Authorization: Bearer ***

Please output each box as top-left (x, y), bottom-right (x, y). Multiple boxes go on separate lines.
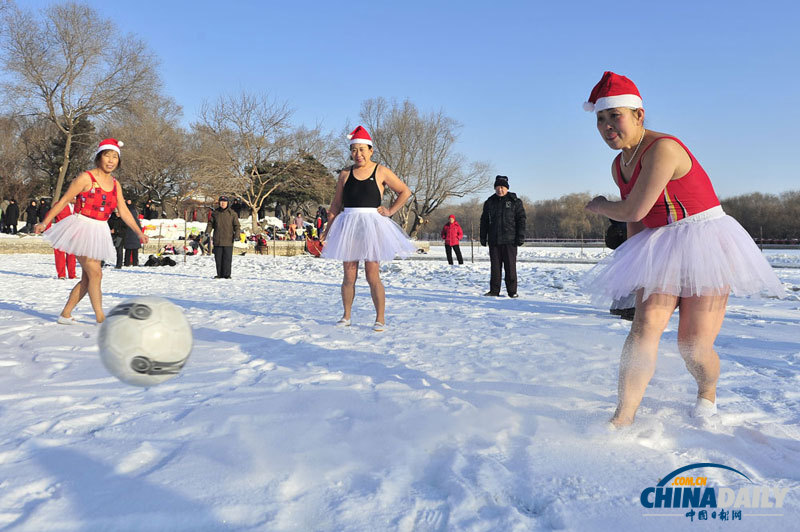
top-left (252, 207), bottom-right (260, 233)
top-left (53, 129), bottom-right (74, 202)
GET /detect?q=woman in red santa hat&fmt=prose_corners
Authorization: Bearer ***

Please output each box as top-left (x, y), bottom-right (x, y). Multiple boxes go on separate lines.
top-left (321, 126), bottom-right (415, 332)
top-left (35, 138), bottom-right (148, 324)
top-left (581, 72), bottom-right (783, 427)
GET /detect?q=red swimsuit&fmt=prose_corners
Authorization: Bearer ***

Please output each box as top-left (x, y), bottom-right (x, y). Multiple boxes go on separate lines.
top-left (77, 172), bottom-right (117, 221)
top-left (616, 136), bottom-right (720, 228)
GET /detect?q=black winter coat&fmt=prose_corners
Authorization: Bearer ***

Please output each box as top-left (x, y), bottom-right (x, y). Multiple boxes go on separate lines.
top-left (4, 202), bottom-right (19, 224)
top-left (25, 203), bottom-right (38, 223)
top-left (108, 213), bottom-right (127, 247)
top-left (480, 192), bottom-right (526, 246)
top-left (123, 207), bottom-right (143, 249)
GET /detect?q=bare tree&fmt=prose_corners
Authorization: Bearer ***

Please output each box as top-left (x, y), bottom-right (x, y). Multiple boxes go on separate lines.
top-left (102, 97), bottom-right (193, 212)
top-left (0, 1), bottom-right (160, 201)
top-left (359, 97), bottom-right (491, 237)
top-left (193, 91), bottom-right (334, 232)
top-left (0, 113), bottom-right (31, 202)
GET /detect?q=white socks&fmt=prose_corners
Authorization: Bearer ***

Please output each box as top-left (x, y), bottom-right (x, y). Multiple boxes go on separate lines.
top-left (691, 398), bottom-right (717, 418)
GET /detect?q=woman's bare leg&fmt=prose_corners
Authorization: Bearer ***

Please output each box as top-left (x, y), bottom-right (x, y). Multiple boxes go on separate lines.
top-left (676, 294), bottom-right (728, 405)
top-left (340, 261), bottom-right (358, 321)
top-left (62, 256), bottom-right (105, 323)
top-left (364, 261), bottom-right (385, 324)
top-left (610, 291), bottom-right (678, 427)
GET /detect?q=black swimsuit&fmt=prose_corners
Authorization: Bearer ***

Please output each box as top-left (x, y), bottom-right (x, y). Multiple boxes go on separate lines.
top-left (342, 165), bottom-right (381, 208)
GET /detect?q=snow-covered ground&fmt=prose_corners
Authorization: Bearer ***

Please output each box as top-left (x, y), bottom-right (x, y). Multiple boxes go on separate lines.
top-left (1, 247), bottom-right (799, 531)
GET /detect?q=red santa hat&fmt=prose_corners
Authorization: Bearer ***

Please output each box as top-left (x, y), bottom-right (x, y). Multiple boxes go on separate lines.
top-left (583, 72), bottom-right (643, 112)
top-left (95, 138), bottom-right (123, 157)
top-left (347, 126), bottom-right (372, 146)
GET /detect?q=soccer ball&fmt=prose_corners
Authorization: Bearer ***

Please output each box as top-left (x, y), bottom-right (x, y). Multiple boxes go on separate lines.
top-left (98, 297), bottom-right (193, 387)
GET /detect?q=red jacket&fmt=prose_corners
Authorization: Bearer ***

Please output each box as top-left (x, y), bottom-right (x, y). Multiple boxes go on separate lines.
top-left (441, 219), bottom-right (463, 246)
top-left (46, 204), bottom-right (76, 230)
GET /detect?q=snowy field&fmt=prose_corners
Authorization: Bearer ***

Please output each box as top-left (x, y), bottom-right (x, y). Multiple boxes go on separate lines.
top-left (1, 246), bottom-right (799, 531)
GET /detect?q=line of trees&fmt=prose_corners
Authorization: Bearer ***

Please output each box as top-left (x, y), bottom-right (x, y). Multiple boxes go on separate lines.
top-left (419, 191), bottom-right (800, 242)
top-left (2, 2), bottom-right (796, 240)
top-left (0, 1), bottom-right (489, 237)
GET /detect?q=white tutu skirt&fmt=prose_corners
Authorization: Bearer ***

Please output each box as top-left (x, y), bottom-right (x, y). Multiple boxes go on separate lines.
top-left (581, 206), bottom-right (783, 304)
top-left (321, 208), bottom-right (416, 262)
top-left (44, 214), bottom-right (116, 263)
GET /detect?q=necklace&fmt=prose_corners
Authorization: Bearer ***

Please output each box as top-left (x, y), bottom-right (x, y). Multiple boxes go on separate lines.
top-left (622, 129), bottom-right (646, 167)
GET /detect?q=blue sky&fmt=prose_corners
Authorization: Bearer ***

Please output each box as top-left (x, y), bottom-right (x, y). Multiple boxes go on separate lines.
top-left (20, 0), bottom-right (800, 201)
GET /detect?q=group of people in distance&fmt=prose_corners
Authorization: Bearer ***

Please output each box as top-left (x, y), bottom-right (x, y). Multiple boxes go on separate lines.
top-left (35, 71), bottom-right (783, 427)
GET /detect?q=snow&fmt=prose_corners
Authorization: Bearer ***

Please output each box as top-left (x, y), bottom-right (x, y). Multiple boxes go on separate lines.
top-left (1, 247), bottom-right (799, 531)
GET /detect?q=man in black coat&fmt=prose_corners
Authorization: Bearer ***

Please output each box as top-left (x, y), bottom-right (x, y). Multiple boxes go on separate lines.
top-left (108, 210), bottom-right (127, 269)
top-left (24, 200), bottom-right (38, 233)
top-left (480, 175), bottom-right (526, 298)
top-left (4, 199), bottom-right (19, 234)
top-left (205, 196), bottom-right (241, 279)
top-left (123, 199), bottom-right (143, 266)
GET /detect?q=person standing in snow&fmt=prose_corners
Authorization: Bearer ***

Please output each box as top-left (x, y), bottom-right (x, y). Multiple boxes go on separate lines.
top-left (35, 138), bottom-right (148, 324)
top-left (441, 215), bottom-right (464, 265)
top-left (47, 197), bottom-right (79, 279)
top-left (123, 198), bottom-right (143, 266)
top-left (581, 71), bottom-right (783, 427)
top-left (480, 175), bottom-right (526, 298)
top-left (4, 199), bottom-right (19, 234)
top-left (24, 199), bottom-right (38, 233)
top-left (321, 126), bottom-right (415, 332)
top-left (205, 195), bottom-right (240, 279)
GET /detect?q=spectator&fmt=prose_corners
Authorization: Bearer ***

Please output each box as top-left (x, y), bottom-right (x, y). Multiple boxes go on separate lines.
top-left (441, 214), bottom-right (464, 265)
top-left (205, 195), bottom-right (240, 279)
top-left (24, 199), bottom-right (38, 233)
top-left (293, 212), bottom-right (305, 240)
top-left (480, 175), bottom-right (526, 298)
top-left (605, 219), bottom-right (635, 320)
top-left (123, 198), bottom-right (143, 266)
top-left (47, 197), bottom-right (79, 279)
top-left (108, 209), bottom-right (126, 269)
top-left (4, 199), bottom-right (19, 234)
top-left (37, 198), bottom-right (50, 223)
top-left (314, 206), bottom-right (327, 239)
top-left (0, 198), bottom-right (8, 233)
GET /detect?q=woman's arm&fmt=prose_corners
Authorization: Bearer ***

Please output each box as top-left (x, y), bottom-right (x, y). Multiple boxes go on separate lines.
top-left (377, 166), bottom-right (411, 217)
top-left (34, 173), bottom-right (91, 232)
top-left (586, 138), bottom-right (689, 222)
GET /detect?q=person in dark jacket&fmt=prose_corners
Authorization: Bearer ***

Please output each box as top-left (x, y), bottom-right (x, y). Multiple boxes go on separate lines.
top-left (205, 195), bottom-right (241, 279)
top-left (122, 199), bottom-right (143, 266)
top-left (24, 200), bottom-right (38, 233)
top-left (605, 219), bottom-right (635, 320)
top-left (37, 198), bottom-right (50, 223)
top-left (108, 209), bottom-right (127, 268)
top-left (480, 175), bottom-right (526, 297)
top-left (441, 214), bottom-right (464, 265)
top-left (3, 199), bottom-right (18, 233)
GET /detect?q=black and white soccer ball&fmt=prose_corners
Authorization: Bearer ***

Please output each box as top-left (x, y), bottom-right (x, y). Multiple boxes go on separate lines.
top-left (98, 297), bottom-right (193, 387)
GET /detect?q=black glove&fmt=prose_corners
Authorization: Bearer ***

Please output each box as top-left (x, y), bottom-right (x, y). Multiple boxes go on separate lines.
top-left (605, 223), bottom-right (627, 250)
